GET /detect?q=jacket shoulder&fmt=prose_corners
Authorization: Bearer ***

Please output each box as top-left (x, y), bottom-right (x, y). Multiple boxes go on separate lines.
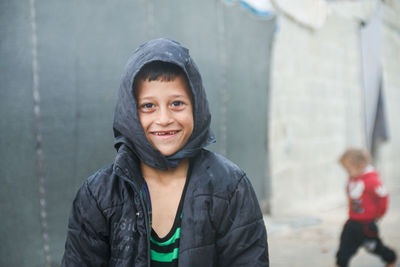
top-left (86, 165), bottom-right (114, 184)
top-left (78, 164), bottom-right (126, 211)
top-left (200, 149), bottom-right (245, 176)
top-left (362, 171), bottom-right (381, 186)
top-left (192, 150), bottom-right (248, 198)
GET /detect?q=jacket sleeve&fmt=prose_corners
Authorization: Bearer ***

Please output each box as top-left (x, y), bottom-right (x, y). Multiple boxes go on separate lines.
top-left (216, 175), bottom-right (269, 267)
top-left (62, 181), bottom-right (110, 267)
top-left (368, 174), bottom-right (389, 218)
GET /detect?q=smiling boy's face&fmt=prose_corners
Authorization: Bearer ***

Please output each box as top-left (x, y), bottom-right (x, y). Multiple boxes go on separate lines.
top-left (136, 75), bottom-right (194, 156)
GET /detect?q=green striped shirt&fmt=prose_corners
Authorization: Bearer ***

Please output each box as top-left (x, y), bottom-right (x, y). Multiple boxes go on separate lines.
top-left (150, 214), bottom-right (182, 266)
top-left (144, 161), bottom-right (192, 267)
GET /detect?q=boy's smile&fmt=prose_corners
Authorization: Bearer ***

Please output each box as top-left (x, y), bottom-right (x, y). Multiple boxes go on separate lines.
top-left (136, 75), bottom-right (194, 156)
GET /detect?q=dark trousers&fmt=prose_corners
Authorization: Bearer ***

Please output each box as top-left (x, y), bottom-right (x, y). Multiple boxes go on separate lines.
top-left (336, 219), bottom-right (396, 267)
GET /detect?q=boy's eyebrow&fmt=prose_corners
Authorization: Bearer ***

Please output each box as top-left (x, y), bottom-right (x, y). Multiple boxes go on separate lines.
top-left (137, 96), bottom-right (154, 101)
top-left (169, 94), bottom-right (188, 98)
top-left (138, 94), bottom-right (189, 101)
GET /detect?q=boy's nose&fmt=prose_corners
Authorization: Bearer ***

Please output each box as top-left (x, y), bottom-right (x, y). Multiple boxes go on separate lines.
top-left (156, 107), bottom-right (173, 125)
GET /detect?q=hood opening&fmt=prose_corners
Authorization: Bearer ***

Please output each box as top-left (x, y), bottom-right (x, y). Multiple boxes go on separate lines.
top-left (113, 38), bottom-right (215, 170)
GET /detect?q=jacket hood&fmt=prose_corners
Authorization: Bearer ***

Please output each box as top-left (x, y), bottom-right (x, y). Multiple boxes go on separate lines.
top-left (113, 38), bottom-right (215, 170)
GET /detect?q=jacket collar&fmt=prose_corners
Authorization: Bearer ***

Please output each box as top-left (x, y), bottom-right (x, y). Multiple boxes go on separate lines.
top-left (113, 143), bottom-right (144, 189)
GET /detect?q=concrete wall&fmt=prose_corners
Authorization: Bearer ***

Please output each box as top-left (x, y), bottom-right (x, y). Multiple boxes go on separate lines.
top-left (375, 1), bottom-right (400, 190)
top-left (269, 0), bottom-right (400, 216)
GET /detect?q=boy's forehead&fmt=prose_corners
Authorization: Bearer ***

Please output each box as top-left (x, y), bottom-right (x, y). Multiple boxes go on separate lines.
top-left (342, 158), bottom-right (366, 169)
top-left (136, 75), bottom-right (193, 98)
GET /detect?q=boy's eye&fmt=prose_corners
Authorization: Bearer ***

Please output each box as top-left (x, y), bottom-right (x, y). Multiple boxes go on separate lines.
top-left (171, 101), bottom-right (186, 110)
top-left (171, 101), bottom-right (183, 107)
top-left (143, 103), bottom-right (155, 108)
top-left (140, 103), bottom-right (155, 112)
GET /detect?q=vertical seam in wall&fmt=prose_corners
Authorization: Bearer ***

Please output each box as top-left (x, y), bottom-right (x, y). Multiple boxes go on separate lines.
top-left (217, 0), bottom-right (228, 156)
top-left (29, 0), bottom-right (52, 266)
top-left (73, 57), bottom-right (79, 182)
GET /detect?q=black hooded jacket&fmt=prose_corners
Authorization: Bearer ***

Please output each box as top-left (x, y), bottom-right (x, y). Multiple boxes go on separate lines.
top-left (62, 38), bottom-right (269, 266)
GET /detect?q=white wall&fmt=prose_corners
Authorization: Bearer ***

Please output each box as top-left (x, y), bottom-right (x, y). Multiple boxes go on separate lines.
top-left (376, 1), bottom-right (400, 189)
top-left (269, 0), bottom-right (400, 215)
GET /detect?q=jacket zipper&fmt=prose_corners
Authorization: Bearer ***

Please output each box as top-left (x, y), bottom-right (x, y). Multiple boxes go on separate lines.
top-left (116, 166), bottom-right (151, 267)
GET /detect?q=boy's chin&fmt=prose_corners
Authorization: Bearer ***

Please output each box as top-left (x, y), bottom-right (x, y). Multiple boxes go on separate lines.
top-left (153, 143), bottom-right (187, 157)
top-left (157, 147), bottom-right (179, 157)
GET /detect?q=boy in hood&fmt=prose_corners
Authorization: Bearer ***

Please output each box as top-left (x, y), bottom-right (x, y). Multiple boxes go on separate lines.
top-left (62, 38), bottom-right (269, 267)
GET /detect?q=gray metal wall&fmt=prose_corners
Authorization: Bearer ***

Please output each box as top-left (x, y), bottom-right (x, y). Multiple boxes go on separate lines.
top-left (0, 1), bottom-right (275, 266)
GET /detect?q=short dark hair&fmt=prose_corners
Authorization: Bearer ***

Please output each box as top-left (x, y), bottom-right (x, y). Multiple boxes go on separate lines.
top-left (133, 60), bottom-right (191, 98)
top-left (135, 60), bottom-right (186, 82)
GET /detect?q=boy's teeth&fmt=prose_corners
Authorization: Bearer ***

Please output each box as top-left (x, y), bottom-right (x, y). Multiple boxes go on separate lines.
top-left (155, 131), bottom-right (176, 135)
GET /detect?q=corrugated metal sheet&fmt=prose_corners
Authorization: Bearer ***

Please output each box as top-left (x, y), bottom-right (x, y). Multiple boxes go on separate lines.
top-left (0, 1), bottom-right (275, 265)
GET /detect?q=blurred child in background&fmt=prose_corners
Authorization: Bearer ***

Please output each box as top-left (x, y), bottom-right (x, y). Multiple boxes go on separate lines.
top-left (335, 148), bottom-right (396, 267)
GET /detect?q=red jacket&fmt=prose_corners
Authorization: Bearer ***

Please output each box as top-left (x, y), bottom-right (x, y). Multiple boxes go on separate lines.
top-left (347, 167), bottom-right (389, 222)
